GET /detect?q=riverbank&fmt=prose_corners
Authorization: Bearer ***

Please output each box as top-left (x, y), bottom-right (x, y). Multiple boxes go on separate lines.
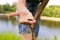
top-left (0, 14), bottom-right (60, 22)
top-left (41, 16), bottom-right (60, 22)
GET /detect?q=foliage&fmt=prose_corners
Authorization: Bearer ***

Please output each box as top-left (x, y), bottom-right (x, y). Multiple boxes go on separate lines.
top-left (0, 2), bottom-right (16, 13)
top-left (0, 2), bottom-right (60, 18)
top-left (10, 2), bottom-right (17, 12)
top-left (41, 5), bottom-right (60, 18)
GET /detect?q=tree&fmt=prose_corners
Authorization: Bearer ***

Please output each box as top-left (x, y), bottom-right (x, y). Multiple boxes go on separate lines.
top-left (10, 2), bottom-right (17, 12)
top-left (3, 3), bottom-right (11, 11)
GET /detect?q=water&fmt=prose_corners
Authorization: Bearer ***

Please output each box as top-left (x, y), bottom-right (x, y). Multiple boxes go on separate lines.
top-left (0, 17), bottom-right (60, 40)
top-left (38, 20), bottom-right (60, 40)
top-left (0, 17), bottom-right (18, 33)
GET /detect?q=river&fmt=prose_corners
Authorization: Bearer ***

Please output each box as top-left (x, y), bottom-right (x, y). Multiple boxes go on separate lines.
top-left (0, 17), bottom-right (60, 40)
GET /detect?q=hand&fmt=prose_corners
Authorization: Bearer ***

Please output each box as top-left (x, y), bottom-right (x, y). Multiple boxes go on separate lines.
top-left (7, 10), bottom-right (36, 25)
top-left (15, 10), bottom-right (36, 25)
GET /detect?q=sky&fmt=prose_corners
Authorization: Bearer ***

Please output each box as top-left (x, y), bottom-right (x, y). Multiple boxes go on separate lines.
top-left (0, 0), bottom-right (60, 6)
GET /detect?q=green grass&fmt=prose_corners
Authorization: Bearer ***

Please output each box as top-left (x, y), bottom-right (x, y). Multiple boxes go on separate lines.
top-left (0, 32), bottom-right (23, 40)
top-left (0, 32), bottom-right (58, 40)
top-left (54, 35), bottom-right (57, 40)
top-left (36, 35), bottom-right (57, 40)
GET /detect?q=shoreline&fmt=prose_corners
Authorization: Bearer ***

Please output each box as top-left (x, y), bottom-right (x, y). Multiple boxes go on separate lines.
top-left (0, 14), bottom-right (60, 22)
top-left (41, 16), bottom-right (60, 22)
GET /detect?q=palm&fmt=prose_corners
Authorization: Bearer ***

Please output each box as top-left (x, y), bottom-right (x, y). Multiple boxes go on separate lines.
top-left (17, 11), bottom-right (36, 24)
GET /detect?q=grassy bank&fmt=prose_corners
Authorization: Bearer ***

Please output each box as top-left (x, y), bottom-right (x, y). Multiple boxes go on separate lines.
top-left (0, 32), bottom-right (58, 40)
top-left (41, 16), bottom-right (60, 22)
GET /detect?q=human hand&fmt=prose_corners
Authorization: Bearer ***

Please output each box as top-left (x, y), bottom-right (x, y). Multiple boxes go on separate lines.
top-left (15, 10), bottom-right (36, 25)
top-left (6, 10), bottom-right (36, 25)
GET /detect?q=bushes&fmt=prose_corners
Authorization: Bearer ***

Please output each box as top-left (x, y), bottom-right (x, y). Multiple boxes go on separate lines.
top-left (41, 5), bottom-right (60, 18)
top-left (0, 2), bottom-right (16, 13)
top-left (0, 2), bottom-right (60, 17)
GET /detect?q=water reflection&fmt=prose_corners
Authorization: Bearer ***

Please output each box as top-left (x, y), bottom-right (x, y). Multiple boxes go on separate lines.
top-left (0, 16), bottom-right (17, 25)
top-left (40, 20), bottom-right (60, 28)
top-left (0, 16), bottom-right (17, 33)
top-left (0, 16), bottom-right (60, 40)
top-left (38, 20), bottom-right (60, 40)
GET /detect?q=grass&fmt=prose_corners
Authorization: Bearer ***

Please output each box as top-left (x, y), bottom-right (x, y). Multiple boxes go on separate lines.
top-left (0, 32), bottom-right (58, 40)
top-left (36, 35), bottom-right (57, 40)
top-left (0, 32), bottom-right (23, 40)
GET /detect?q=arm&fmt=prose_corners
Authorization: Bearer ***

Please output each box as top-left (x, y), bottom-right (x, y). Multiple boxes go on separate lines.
top-left (8, 0), bottom-right (35, 24)
top-left (30, 0), bottom-right (49, 40)
top-left (17, 0), bottom-right (26, 10)
top-left (34, 0), bottom-right (49, 20)
top-left (17, 0), bottom-right (31, 13)
top-left (8, 0), bottom-right (31, 17)
top-left (8, 0), bottom-right (27, 16)
top-left (31, 0), bottom-right (49, 30)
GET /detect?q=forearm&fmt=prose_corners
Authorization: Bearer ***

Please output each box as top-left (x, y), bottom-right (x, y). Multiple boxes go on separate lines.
top-left (17, 0), bottom-right (26, 10)
top-left (8, 12), bottom-right (17, 17)
top-left (17, 0), bottom-right (30, 13)
top-left (8, 0), bottom-right (31, 17)
top-left (30, 0), bottom-right (49, 30)
top-left (34, 0), bottom-right (49, 20)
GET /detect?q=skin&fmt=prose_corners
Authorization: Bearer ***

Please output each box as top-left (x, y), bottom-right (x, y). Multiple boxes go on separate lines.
top-left (30, 0), bottom-right (49, 40)
top-left (7, 0), bottom-right (36, 25)
top-left (7, 0), bottom-right (49, 40)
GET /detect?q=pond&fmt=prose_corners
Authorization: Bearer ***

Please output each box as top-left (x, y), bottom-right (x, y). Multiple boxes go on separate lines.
top-left (0, 16), bottom-right (60, 40)
top-left (39, 20), bottom-right (60, 40)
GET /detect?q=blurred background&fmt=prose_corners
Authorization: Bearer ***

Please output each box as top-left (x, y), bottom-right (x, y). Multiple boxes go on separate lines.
top-left (0, 0), bottom-right (60, 40)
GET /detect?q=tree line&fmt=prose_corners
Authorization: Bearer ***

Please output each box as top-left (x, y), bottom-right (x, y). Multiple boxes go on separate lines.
top-left (41, 5), bottom-right (60, 18)
top-left (0, 2), bottom-right (16, 13)
top-left (0, 2), bottom-right (60, 18)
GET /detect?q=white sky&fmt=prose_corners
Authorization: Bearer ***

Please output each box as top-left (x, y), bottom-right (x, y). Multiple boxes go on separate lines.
top-left (0, 0), bottom-right (60, 6)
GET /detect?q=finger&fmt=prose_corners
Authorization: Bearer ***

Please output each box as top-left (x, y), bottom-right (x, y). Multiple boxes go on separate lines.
top-left (28, 19), bottom-right (36, 24)
top-left (20, 19), bottom-right (29, 24)
top-left (28, 19), bottom-right (36, 23)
